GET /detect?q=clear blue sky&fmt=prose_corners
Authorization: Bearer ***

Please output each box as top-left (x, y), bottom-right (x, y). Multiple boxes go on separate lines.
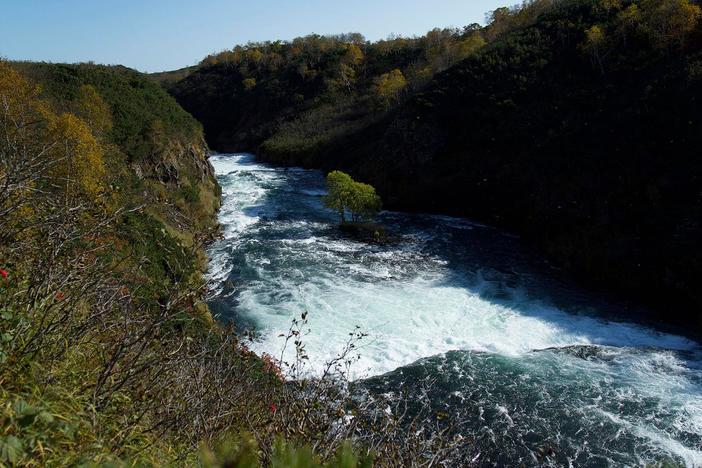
top-left (1, 0), bottom-right (508, 73)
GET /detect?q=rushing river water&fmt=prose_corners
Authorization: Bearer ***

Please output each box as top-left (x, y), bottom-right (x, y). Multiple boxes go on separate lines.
top-left (207, 153), bottom-right (702, 467)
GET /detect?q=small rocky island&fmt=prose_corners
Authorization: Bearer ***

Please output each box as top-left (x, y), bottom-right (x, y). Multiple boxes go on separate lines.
top-left (322, 170), bottom-right (392, 243)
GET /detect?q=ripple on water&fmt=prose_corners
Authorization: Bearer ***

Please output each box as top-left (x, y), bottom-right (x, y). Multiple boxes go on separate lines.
top-left (207, 153), bottom-right (702, 466)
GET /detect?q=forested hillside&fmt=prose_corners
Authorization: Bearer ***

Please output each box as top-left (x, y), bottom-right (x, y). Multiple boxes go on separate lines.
top-left (165, 28), bottom-right (487, 153)
top-left (5, 0), bottom-right (702, 464)
top-left (1, 61), bottom-right (463, 466)
top-left (341, 0), bottom-right (702, 329)
top-left (16, 62), bottom-right (221, 237)
top-left (166, 0), bottom-right (702, 331)
top-left (0, 61), bottom-right (227, 464)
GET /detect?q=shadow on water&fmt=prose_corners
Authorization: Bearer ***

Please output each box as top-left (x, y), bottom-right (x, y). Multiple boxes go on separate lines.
top-left (211, 153), bottom-right (701, 350)
top-left (379, 186), bottom-right (702, 347)
top-left (207, 153), bottom-right (702, 466)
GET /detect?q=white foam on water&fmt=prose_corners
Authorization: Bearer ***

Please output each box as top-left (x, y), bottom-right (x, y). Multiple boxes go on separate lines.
top-left (207, 153), bottom-right (699, 371)
top-left (594, 406), bottom-right (702, 467)
top-left (214, 156), bottom-right (281, 239)
top-left (206, 153), bottom-right (283, 290)
top-left (208, 153), bottom-right (702, 465)
top-left (240, 269), bottom-right (697, 378)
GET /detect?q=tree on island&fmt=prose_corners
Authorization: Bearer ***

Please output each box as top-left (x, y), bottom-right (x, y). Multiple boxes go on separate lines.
top-left (323, 170), bottom-right (382, 224)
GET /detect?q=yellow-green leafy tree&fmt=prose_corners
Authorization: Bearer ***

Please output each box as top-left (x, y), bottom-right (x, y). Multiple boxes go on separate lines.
top-left (0, 62), bottom-right (106, 206)
top-left (348, 182), bottom-right (382, 222)
top-left (582, 25), bottom-right (608, 73)
top-left (455, 33), bottom-right (487, 61)
top-left (48, 111), bottom-right (106, 201)
top-left (324, 171), bottom-right (355, 223)
top-left (641, 0), bottom-right (701, 49)
top-left (74, 84), bottom-right (113, 138)
top-left (0, 62), bottom-right (52, 240)
top-left (243, 77), bottom-right (257, 91)
top-left (374, 69), bottom-right (407, 107)
top-left (323, 170), bottom-right (381, 223)
top-left (328, 44), bottom-right (365, 93)
top-left (344, 44), bottom-right (364, 65)
top-left (616, 4), bottom-right (643, 45)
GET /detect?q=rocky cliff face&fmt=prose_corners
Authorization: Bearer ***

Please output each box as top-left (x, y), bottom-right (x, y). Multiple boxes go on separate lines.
top-left (16, 61), bottom-right (222, 266)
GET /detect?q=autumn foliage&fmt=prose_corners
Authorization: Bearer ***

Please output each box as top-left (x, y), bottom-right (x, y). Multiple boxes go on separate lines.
top-left (1, 61), bottom-right (467, 466)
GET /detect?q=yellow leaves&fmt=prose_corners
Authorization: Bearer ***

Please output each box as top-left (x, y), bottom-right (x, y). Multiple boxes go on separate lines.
top-left (580, 24), bottom-right (608, 73)
top-left (648, 0), bottom-right (702, 45)
top-left (48, 112), bottom-right (106, 199)
top-left (375, 69), bottom-right (408, 106)
top-left (585, 25), bottom-right (606, 47)
top-left (0, 62), bottom-right (51, 132)
top-left (246, 48), bottom-right (264, 64)
top-left (627, 0), bottom-right (701, 49)
top-left (584, 0), bottom-right (700, 60)
top-left (329, 44), bottom-right (365, 93)
top-left (619, 4), bottom-right (642, 25)
top-left (74, 85), bottom-right (112, 138)
top-left (0, 61), bottom-right (35, 108)
top-left (456, 33), bottom-right (487, 60)
top-left (343, 44), bottom-right (364, 65)
top-left (0, 62), bottom-right (108, 202)
top-left (242, 78), bottom-right (257, 91)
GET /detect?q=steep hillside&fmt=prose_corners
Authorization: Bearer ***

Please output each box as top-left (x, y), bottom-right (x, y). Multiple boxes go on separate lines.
top-left (167, 29), bottom-right (487, 152)
top-left (167, 0), bottom-right (702, 330)
top-left (0, 61), bottom-right (227, 464)
top-left (17, 62), bottom-right (221, 239)
top-left (286, 0), bottom-right (702, 328)
top-left (1, 62), bottom-right (455, 466)
top-left (348, 0), bottom-right (702, 328)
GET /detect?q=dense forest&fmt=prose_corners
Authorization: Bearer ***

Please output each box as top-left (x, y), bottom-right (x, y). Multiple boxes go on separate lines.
top-left (163, 27), bottom-right (486, 153)
top-left (0, 61), bottom-right (466, 465)
top-left (165, 0), bottom-right (702, 331)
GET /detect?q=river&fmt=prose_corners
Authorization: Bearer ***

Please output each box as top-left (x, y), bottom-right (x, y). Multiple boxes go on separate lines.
top-left (207, 153), bottom-right (702, 467)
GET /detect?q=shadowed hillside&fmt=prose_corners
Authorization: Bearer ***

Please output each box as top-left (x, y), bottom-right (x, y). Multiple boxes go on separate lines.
top-left (166, 0), bottom-right (702, 331)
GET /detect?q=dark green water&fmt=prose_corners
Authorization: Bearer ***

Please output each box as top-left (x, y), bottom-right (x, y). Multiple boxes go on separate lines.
top-left (208, 153), bottom-right (702, 467)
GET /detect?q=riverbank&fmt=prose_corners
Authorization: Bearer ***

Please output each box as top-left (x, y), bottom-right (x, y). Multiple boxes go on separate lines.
top-left (166, 0), bottom-right (702, 335)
